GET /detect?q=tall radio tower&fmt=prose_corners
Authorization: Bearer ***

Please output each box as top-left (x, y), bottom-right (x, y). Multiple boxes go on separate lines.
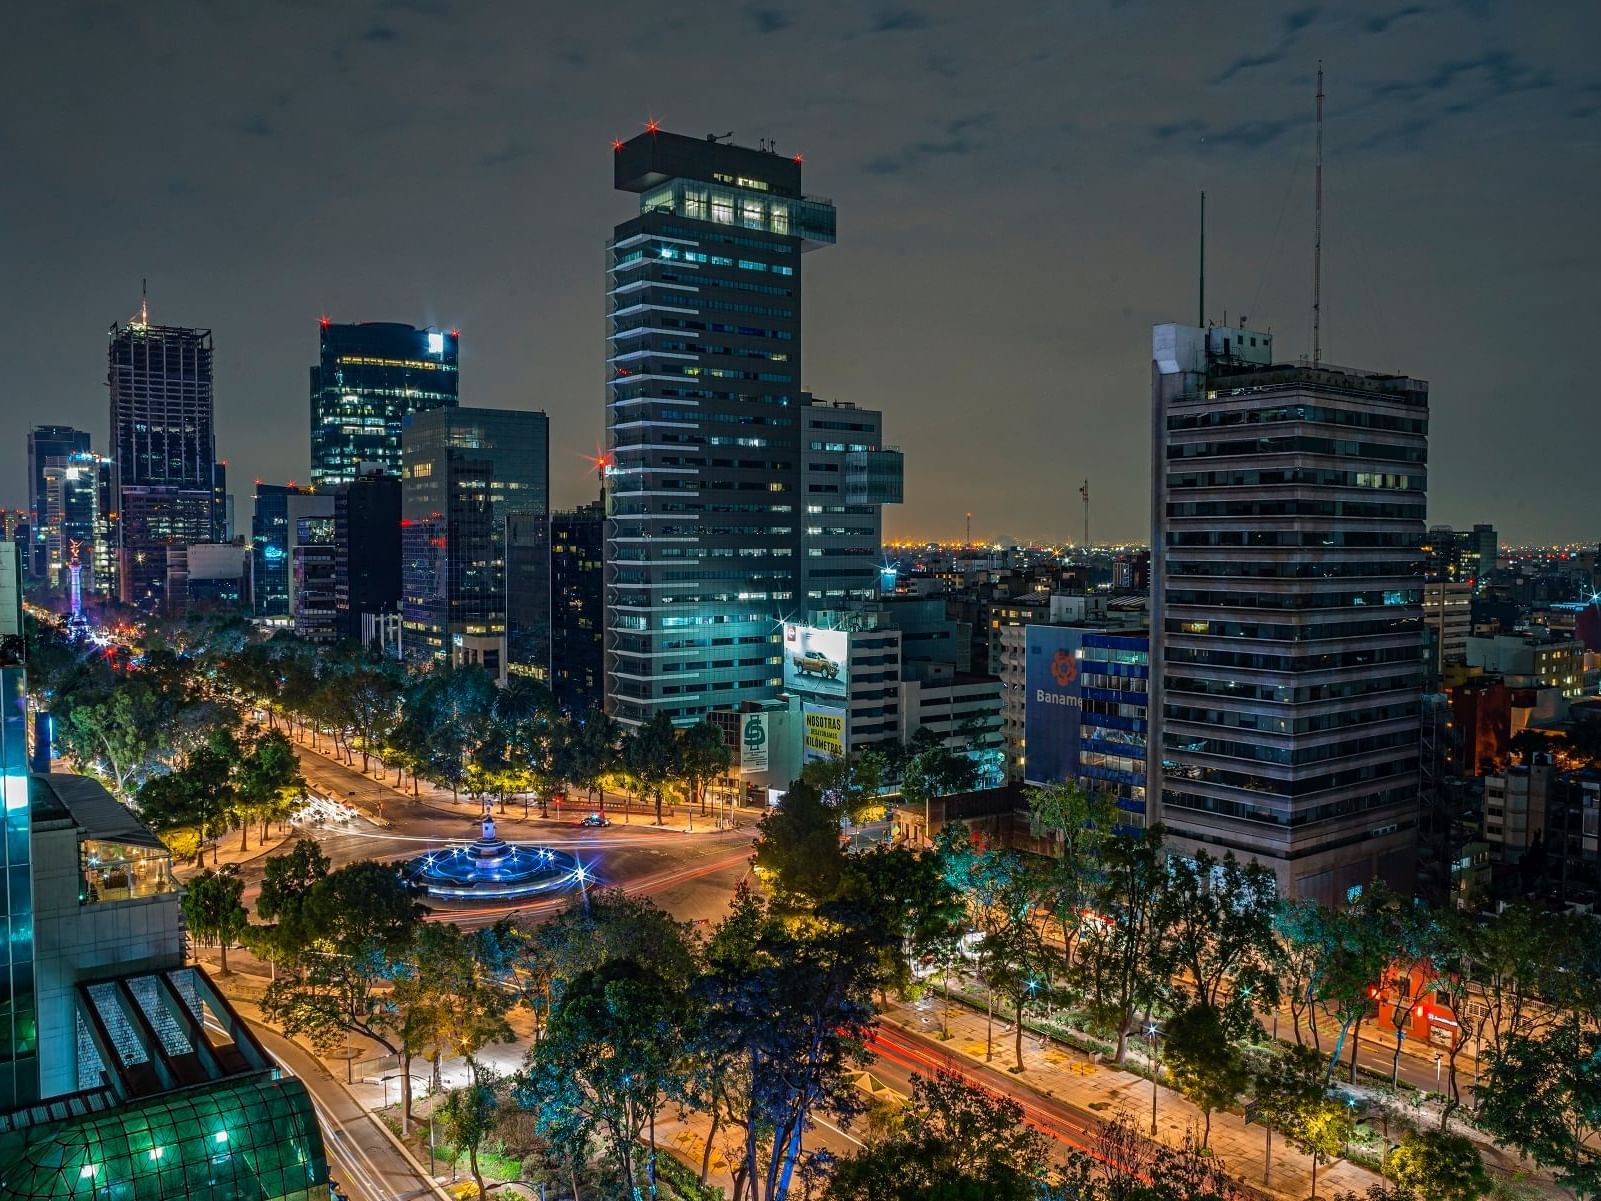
top-left (1312, 61), bottom-right (1325, 366)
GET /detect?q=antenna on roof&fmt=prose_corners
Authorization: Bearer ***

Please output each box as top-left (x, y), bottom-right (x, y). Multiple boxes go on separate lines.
top-left (1312, 61), bottom-right (1324, 366)
top-left (138, 278), bottom-right (149, 326)
top-left (705, 131), bottom-right (733, 144)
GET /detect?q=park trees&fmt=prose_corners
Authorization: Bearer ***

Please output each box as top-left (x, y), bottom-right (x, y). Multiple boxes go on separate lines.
top-left (679, 718), bottom-right (733, 819)
top-left (1161, 1002), bottom-right (1252, 1150)
top-left (181, 868), bottom-right (247, 975)
top-left (824, 1071), bottom-right (1049, 1201)
top-left (519, 957), bottom-right (688, 1199)
top-left (627, 710), bottom-right (680, 826)
top-left (234, 728), bottom-right (304, 849)
top-left (1476, 1020), bottom-right (1601, 1200)
top-left (1156, 850), bottom-right (1281, 1038)
top-left (1026, 781), bottom-right (1118, 985)
top-left (1291, 1098), bottom-right (1359, 1201)
top-left (754, 779), bottom-right (848, 908)
top-left (438, 1063), bottom-right (503, 1201)
top-left (1249, 1044), bottom-right (1326, 1191)
top-left (1080, 826), bottom-right (1170, 1064)
top-left (1383, 1128), bottom-right (1491, 1201)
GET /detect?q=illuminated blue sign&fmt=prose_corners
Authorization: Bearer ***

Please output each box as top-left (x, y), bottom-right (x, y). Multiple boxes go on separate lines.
top-left (262, 545), bottom-right (285, 562)
top-left (1023, 625), bottom-right (1083, 787)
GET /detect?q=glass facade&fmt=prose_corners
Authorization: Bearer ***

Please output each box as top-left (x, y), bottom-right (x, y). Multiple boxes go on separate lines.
top-left (310, 322), bottom-right (458, 489)
top-left (401, 407), bottom-right (550, 665)
top-left (250, 484), bottom-right (302, 618)
top-left (0, 543), bottom-right (36, 1109)
top-left (605, 130), bottom-right (836, 727)
top-left (108, 319), bottom-right (221, 608)
top-left (550, 502), bottom-right (604, 715)
top-left (0, 1074), bottom-right (328, 1200)
top-left (26, 428), bottom-right (92, 579)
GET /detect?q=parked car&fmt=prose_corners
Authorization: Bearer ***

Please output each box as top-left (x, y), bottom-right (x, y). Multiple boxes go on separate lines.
top-left (578, 813), bottom-right (612, 828)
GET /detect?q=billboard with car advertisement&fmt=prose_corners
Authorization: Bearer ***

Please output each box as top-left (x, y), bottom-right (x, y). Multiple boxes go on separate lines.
top-left (783, 623), bottom-right (848, 701)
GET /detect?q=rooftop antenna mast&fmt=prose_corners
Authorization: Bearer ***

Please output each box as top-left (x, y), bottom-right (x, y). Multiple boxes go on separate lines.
top-left (965, 512), bottom-right (972, 549)
top-left (1080, 480), bottom-right (1090, 549)
top-left (138, 278), bottom-right (149, 326)
top-left (1312, 61), bottom-right (1324, 366)
top-left (1198, 191), bottom-right (1206, 327)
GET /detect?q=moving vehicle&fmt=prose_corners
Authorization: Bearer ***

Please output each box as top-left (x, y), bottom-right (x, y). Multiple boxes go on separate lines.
top-left (578, 813), bottom-right (612, 828)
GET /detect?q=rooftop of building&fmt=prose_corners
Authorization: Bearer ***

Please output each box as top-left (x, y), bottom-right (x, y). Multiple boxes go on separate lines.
top-left (614, 127), bottom-right (805, 196)
top-left (1206, 357), bottom-right (1429, 406)
top-left (30, 774), bottom-right (166, 850)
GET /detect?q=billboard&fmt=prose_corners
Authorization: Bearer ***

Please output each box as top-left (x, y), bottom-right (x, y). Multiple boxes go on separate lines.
top-left (802, 706), bottom-right (846, 763)
top-left (784, 623), bottom-right (847, 701)
top-left (1023, 625), bottom-right (1084, 786)
top-left (740, 712), bottom-right (770, 774)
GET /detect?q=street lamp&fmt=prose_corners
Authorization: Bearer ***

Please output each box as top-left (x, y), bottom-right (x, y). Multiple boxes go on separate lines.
top-left (1145, 1023), bottom-right (1162, 1136)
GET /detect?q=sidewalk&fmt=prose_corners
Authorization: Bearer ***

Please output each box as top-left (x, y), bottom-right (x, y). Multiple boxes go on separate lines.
top-left (882, 992), bottom-right (1379, 1200)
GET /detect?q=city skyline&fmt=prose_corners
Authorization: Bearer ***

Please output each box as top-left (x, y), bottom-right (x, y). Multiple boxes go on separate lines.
top-left (4, 2), bottom-right (1598, 546)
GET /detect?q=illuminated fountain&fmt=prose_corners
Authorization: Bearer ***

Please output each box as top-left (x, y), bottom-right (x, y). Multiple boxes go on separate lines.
top-left (401, 808), bottom-right (585, 902)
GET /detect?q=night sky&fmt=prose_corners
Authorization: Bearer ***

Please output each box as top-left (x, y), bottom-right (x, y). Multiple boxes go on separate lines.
top-left (5, 2), bottom-right (1596, 545)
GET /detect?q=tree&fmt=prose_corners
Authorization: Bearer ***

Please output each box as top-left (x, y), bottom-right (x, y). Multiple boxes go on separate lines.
top-left (254, 838), bottom-right (330, 959)
top-left (1384, 1128), bottom-right (1491, 1201)
top-left (182, 868), bottom-right (247, 975)
top-left (1162, 1002), bottom-right (1252, 1149)
top-left (1251, 1044), bottom-right (1326, 1190)
top-left (1314, 884), bottom-right (1403, 1083)
top-left (824, 1071), bottom-right (1050, 1201)
top-left (59, 680), bottom-right (171, 800)
top-left (1061, 1110), bottom-right (1250, 1200)
top-left (517, 958), bottom-right (687, 1199)
top-left (1026, 781), bottom-right (1118, 986)
top-left (803, 750), bottom-right (887, 825)
top-left (679, 719), bottom-right (733, 818)
top-left (1155, 850), bottom-right (1281, 1038)
top-left (627, 710), bottom-right (679, 825)
top-left (562, 709), bottom-right (619, 815)
top-left (439, 1063), bottom-right (502, 1200)
top-left (1476, 1022), bottom-right (1601, 1200)
top-left (691, 900), bottom-right (879, 1201)
top-left (835, 844), bottom-right (964, 997)
top-left (971, 853), bottom-right (1050, 1072)
top-left (1080, 826), bottom-right (1170, 1064)
top-left (1290, 1099), bottom-right (1358, 1201)
top-left (234, 728), bottom-right (304, 849)
top-left (755, 778), bottom-right (849, 906)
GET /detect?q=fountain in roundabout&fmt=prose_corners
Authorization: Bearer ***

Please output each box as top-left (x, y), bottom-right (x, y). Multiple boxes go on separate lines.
top-left (401, 807), bottom-right (587, 902)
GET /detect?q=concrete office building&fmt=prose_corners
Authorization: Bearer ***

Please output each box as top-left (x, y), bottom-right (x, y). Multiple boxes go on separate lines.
top-left (1148, 322), bottom-right (1428, 903)
top-left (550, 501), bottom-right (605, 715)
top-left (1466, 631), bottom-right (1584, 701)
top-left (286, 493), bottom-right (336, 642)
top-left (335, 467), bottom-right (402, 642)
top-left (799, 398), bottom-right (902, 608)
top-left (1423, 579), bottom-right (1472, 681)
top-left (108, 304), bottom-right (222, 609)
top-left (26, 426), bottom-right (91, 578)
top-left (401, 407), bottom-right (549, 677)
top-left (310, 321), bottom-right (459, 488)
top-left (604, 128), bottom-right (842, 728)
top-left (164, 543), bottom-right (252, 613)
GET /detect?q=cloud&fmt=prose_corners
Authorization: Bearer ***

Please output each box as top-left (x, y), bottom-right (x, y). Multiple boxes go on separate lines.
top-left (1150, 117), bottom-right (1294, 150)
top-left (1363, 5), bottom-right (1425, 33)
top-left (1282, 6), bottom-right (1319, 34)
top-left (362, 24), bottom-right (398, 42)
top-left (1213, 50), bottom-right (1284, 84)
top-left (746, 7), bottom-right (792, 34)
top-left (870, 7), bottom-right (929, 32)
top-left (863, 114), bottom-right (990, 173)
top-left (239, 113), bottom-right (274, 138)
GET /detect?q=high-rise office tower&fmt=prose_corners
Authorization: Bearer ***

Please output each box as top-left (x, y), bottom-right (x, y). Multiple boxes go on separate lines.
top-left (1147, 323), bottom-right (1428, 903)
top-left (604, 128), bottom-right (839, 727)
top-left (310, 321), bottom-right (459, 489)
top-left (41, 451), bottom-right (105, 593)
top-left (26, 426), bottom-right (91, 578)
top-left (334, 467), bottom-right (402, 642)
top-left (250, 482), bottom-right (305, 617)
top-left (0, 542), bottom-right (37, 1107)
top-left (287, 493), bottom-right (336, 641)
top-left (551, 500), bottom-right (605, 715)
top-left (401, 407), bottom-right (548, 677)
top-left (108, 303), bottom-right (220, 609)
top-left (505, 512), bottom-right (551, 682)
top-left (799, 397), bottom-right (902, 608)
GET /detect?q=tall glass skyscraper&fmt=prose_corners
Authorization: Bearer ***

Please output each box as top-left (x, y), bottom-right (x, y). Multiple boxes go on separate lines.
top-left (250, 483), bottom-right (304, 618)
top-left (1147, 322), bottom-right (1428, 903)
top-left (108, 307), bottom-right (220, 609)
top-left (26, 427), bottom-right (91, 579)
top-left (0, 543), bottom-right (36, 1107)
top-left (310, 321), bottom-right (459, 489)
top-left (604, 129), bottom-right (838, 727)
top-left (401, 407), bottom-right (548, 675)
